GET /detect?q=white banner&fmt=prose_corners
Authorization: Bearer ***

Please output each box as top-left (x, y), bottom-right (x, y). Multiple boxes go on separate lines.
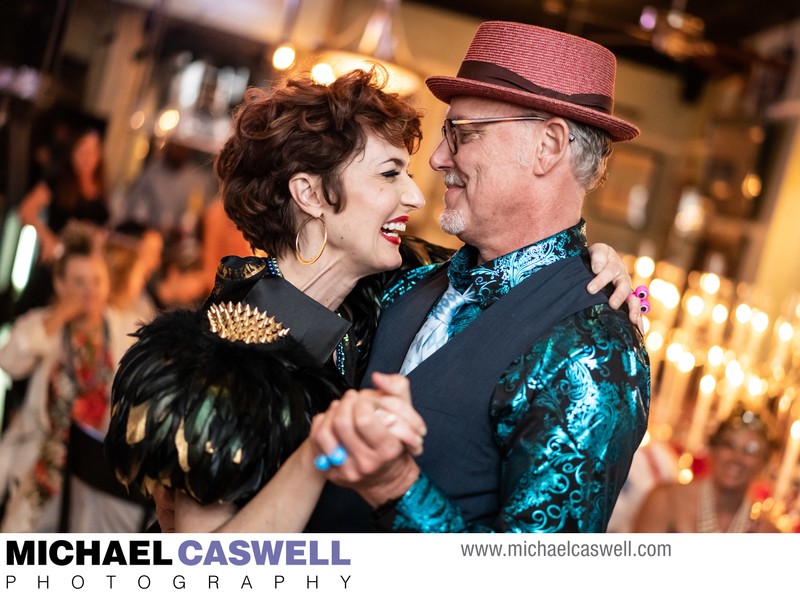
top-left (0, 533), bottom-right (795, 593)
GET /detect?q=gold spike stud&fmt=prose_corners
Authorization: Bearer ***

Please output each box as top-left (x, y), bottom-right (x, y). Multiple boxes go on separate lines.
top-left (207, 301), bottom-right (290, 345)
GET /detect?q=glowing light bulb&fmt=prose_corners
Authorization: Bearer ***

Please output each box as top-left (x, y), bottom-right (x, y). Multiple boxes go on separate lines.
top-left (686, 295), bottom-right (705, 317)
top-left (711, 304), bottom-right (728, 325)
top-left (735, 304), bottom-right (752, 324)
top-left (700, 374), bottom-right (716, 394)
top-left (707, 345), bottom-right (724, 367)
top-left (311, 63), bottom-right (335, 85)
top-left (635, 256), bottom-right (655, 278)
top-left (751, 311), bottom-right (769, 333)
top-left (272, 45), bottom-right (296, 70)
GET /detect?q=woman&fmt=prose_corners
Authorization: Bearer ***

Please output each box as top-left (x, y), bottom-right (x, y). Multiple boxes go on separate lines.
top-left (0, 226), bottom-right (147, 532)
top-left (200, 196), bottom-right (255, 294)
top-left (633, 407), bottom-right (779, 533)
top-left (15, 128), bottom-right (110, 317)
top-left (103, 229), bottom-right (157, 329)
top-left (105, 68), bottom-right (638, 533)
top-left (20, 127), bottom-right (109, 264)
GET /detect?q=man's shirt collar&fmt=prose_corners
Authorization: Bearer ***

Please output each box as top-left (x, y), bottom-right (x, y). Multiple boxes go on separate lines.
top-left (448, 220), bottom-right (588, 308)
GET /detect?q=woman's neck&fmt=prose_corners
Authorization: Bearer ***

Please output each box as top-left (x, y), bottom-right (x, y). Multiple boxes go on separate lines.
top-left (275, 253), bottom-right (359, 311)
top-left (697, 479), bottom-right (752, 533)
top-left (713, 482), bottom-right (748, 513)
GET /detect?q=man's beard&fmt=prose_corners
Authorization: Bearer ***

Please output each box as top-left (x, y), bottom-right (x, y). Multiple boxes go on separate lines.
top-left (438, 208), bottom-right (465, 236)
top-left (439, 170), bottom-right (466, 236)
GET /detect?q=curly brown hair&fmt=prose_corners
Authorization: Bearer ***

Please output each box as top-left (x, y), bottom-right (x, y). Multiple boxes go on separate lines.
top-left (215, 67), bottom-right (423, 257)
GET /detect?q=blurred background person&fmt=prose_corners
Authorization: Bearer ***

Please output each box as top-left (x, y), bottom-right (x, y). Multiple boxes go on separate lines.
top-left (19, 127), bottom-right (109, 265)
top-left (606, 438), bottom-right (679, 533)
top-left (120, 138), bottom-right (217, 250)
top-left (15, 127), bottom-right (110, 316)
top-left (634, 407), bottom-right (779, 533)
top-left (148, 241), bottom-right (209, 310)
top-left (106, 221), bottom-right (164, 320)
top-left (200, 195), bottom-right (254, 292)
top-left (0, 225), bottom-right (147, 532)
top-left (104, 225), bottom-right (159, 330)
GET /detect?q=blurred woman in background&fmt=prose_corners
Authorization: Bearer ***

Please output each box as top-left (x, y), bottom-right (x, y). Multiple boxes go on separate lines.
top-left (0, 225), bottom-right (146, 532)
top-left (14, 128), bottom-right (110, 317)
top-left (19, 127), bottom-right (109, 264)
top-left (634, 407), bottom-right (779, 533)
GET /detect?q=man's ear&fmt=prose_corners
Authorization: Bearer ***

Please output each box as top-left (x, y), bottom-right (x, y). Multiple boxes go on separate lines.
top-left (288, 172), bottom-right (324, 216)
top-left (533, 119), bottom-right (572, 175)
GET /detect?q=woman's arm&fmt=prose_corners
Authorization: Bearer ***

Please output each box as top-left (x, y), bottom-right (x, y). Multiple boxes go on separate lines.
top-left (587, 242), bottom-right (643, 330)
top-left (0, 309), bottom-right (67, 378)
top-left (18, 182), bottom-right (59, 263)
top-left (172, 439), bottom-right (325, 533)
top-left (170, 384), bottom-right (426, 533)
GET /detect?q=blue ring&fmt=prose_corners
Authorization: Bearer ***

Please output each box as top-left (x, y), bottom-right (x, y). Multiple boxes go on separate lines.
top-left (328, 445), bottom-right (347, 466)
top-left (314, 455), bottom-right (331, 471)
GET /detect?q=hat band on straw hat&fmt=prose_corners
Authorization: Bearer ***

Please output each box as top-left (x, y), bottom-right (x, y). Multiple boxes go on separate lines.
top-left (457, 61), bottom-right (613, 114)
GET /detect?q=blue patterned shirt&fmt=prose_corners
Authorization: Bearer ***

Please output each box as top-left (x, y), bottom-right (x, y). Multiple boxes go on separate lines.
top-left (382, 222), bottom-right (650, 532)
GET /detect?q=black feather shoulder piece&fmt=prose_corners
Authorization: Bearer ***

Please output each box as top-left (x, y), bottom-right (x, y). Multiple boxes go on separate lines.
top-left (105, 258), bottom-right (352, 505)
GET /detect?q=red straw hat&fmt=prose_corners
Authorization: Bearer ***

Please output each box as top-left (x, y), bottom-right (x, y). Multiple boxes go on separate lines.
top-left (426, 21), bottom-right (639, 142)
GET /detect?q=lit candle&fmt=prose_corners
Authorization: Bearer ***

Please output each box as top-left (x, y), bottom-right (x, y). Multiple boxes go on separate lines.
top-left (685, 374), bottom-right (716, 453)
top-left (667, 351), bottom-right (696, 428)
top-left (707, 303), bottom-right (728, 347)
top-left (681, 293), bottom-right (706, 348)
top-left (645, 325), bottom-right (666, 379)
top-left (774, 420), bottom-right (800, 506)
top-left (729, 304), bottom-right (752, 353)
top-left (704, 345), bottom-right (725, 377)
top-left (653, 342), bottom-right (684, 426)
top-left (633, 255), bottom-right (655, 289)
top-left (699, 272), bottom-right (721, 297)
top-left (717, 359), bottom-right (744, 421)
top-left (649, 278), bottom-right (681, 331)
top-left (776, 388), bottom-right (796, 434)
top-left (743, 310), bottom-right (769, 366)
top-left (770, 321), bottom-right (795, 371)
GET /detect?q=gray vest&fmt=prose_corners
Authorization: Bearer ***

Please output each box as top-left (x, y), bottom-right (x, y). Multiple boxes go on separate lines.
top-left (307, 254), bottom-right (607, 531)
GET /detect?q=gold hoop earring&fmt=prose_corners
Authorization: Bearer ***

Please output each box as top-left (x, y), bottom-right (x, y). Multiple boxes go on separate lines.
top-left (294, 215), bottom-right (327, 265)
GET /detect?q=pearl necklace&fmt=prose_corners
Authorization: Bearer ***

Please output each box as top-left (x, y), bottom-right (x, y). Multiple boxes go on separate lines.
top-left (697, 480), bottom-right (752, 533)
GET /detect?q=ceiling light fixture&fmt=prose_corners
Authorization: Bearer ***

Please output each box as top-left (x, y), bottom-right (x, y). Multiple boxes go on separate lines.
top-left (312, 0), bottom-right (422, 96)
top-left (271, 0), bottom-right (302, 71)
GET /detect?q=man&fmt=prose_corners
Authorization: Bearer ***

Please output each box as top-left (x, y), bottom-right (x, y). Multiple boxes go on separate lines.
top-left (308, 21), bottom-right (650, 532)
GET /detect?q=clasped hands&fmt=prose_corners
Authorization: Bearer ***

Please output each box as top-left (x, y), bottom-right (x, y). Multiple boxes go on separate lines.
top-left (309, 372), bottom-right (426, 508)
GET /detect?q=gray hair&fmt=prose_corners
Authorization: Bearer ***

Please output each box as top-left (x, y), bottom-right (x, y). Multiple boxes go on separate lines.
top-left (521, 110), bottom-right (613, 191)
top-left (564, 118), bottom-right (613, 192)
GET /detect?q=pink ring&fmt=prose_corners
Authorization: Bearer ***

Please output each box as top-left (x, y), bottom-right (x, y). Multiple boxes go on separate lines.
top-left (633, 285), bottom-right (649, 300)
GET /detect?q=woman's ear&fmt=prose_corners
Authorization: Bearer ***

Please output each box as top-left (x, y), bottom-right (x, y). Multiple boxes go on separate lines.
top-left (288, 173), bottom-right (324, 217)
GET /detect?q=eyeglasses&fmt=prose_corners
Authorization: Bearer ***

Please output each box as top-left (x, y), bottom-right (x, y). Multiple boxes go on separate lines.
top-left (441, 116), bottom-right (574, 154)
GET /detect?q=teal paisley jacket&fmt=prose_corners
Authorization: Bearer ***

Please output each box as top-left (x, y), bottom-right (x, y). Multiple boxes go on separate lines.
top-left (382, 222), bottom-right (651, 532)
